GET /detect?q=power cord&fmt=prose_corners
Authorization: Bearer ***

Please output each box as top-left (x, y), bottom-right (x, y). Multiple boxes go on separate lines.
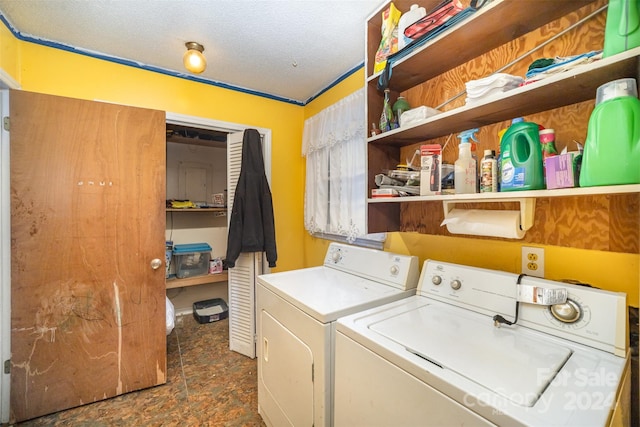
top-left (493, 273), bottom-right (526, 327)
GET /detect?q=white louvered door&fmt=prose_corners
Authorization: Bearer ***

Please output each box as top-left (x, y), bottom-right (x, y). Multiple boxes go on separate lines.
top-left (226, 130), bottom-right (265, 358)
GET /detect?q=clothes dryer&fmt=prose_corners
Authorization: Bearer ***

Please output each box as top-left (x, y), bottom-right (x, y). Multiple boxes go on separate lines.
top-left (257, 243), bottom-right (419, 427)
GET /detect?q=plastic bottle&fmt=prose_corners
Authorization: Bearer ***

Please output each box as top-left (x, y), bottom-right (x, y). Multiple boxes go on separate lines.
top-left (379, 89), bottom-right (395, 132)
top-left (603, 0), bottom-right (640, 58)
top-left (398, 4), bottom-right (427, 51)
top-left (455, 128), bottom-right (478, 194)
top-left (580, 78), bottom-right (640, 187)
top-left (392, 96), bottom-right (411, 127)
top-left (480, 149), bottom-right (498, 192)
top-left (500, 120), bottom-right (545, 191)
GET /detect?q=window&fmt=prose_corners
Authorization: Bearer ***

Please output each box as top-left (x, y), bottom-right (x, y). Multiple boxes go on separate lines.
top-left (302, 88), bottom-right (384, 247)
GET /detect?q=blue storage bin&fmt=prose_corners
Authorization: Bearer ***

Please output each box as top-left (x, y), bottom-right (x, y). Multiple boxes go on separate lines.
top-left (173, 243), bottom-right (212, 279)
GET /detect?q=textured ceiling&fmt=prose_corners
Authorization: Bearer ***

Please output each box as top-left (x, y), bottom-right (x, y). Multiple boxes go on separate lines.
top-left (0, 0), bottom-right (385, 104)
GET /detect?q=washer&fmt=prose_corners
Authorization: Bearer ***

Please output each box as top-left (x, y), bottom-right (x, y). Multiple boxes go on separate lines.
top-left (257, 243), bottom-right (419, 427)
top-left (335, 260), bottom-right (630, 427)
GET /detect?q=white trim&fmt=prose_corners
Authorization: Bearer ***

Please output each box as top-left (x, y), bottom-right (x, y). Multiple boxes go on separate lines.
top-left (0, 89), bottom-right (11, 423)
top-left (0, 69), bottom-right (19, 90)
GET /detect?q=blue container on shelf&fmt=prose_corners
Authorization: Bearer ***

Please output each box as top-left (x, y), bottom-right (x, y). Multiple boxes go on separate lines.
top-left (172, 243), bottom-right (212, 279)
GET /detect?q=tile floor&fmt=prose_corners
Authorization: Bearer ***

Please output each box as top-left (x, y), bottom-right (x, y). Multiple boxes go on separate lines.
top-left (17, 315), bottom-right (265, 427)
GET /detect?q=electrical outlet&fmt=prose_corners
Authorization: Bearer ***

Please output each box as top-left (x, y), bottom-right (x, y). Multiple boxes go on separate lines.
top-left (522, 246), bottom-right (545, 278)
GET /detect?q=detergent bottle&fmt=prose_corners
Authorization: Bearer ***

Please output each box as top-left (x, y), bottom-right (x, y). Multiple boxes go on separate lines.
top-left (455, 128), bottom-right (478, 194)
top-left (603, 0), bottom-right (640, 58)
top-left (580, 78), bottom-right (640, 187)
top-left (500, 120), bottom-right (545, 191)
top-left (398, 4), bottom-right (427, 51)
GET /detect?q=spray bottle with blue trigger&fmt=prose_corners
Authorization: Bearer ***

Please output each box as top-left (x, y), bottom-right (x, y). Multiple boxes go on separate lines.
top-left (455, 128), bottom-right (479, 194)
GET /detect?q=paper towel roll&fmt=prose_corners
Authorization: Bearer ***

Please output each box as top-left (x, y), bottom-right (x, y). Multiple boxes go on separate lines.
top-left (441, 209), bottom-right (526, 239)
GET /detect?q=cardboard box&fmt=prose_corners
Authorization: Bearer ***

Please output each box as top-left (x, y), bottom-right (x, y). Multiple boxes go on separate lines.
top-left (545, 152), bottom-right (581, 189)
top-left (372, 188), bottom-right (399, 198)
top-left (420, 144), bottom-right (442, 196)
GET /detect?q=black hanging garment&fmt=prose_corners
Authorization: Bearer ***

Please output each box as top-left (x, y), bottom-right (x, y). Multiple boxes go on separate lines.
top-left (226, 129), bottom-right (277, 268)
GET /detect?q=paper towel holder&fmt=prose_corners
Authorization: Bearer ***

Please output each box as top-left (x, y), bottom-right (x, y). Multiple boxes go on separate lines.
top-left (442, 198), bottom-right (536, 231)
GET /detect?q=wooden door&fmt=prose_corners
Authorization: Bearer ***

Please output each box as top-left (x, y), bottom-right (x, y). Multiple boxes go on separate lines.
top-left (9, 90), bottom-right (166, 422)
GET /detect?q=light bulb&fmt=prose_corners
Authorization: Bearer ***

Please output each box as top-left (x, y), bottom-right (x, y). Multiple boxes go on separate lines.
top-left (183, 42), bottom-right (206, 74)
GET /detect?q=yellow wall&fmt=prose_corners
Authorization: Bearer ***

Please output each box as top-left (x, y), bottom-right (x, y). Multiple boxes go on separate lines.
top-left (0, 19), bottom-right (19, 84)
top-left (3, 32), bottom-right (638, 307)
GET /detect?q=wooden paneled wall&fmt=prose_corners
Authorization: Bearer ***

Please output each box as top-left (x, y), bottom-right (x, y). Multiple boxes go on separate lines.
top-left (396, 0), bottom-right (639, 254)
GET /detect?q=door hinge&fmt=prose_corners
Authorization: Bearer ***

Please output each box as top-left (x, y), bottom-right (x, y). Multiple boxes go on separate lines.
top-left (2, 116), bottom-right (9, 131)
top-left (3, 359), bottom-right (10, 374)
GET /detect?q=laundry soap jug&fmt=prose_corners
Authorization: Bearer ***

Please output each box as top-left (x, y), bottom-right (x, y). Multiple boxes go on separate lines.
top-left (500, 121), bottom-right (544, 191)
top-left (398, 4), bottom-right (426, 51)
top-left (580, 78), bottom-right (640, 187)
top-left (603, 0), bottom-right (640, 58)
top-left (455, 128), bottom-right (478, 194)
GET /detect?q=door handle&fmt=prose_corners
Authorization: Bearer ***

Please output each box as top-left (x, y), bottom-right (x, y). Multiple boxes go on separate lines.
top-left (150, 258), bottom-right (162, 270)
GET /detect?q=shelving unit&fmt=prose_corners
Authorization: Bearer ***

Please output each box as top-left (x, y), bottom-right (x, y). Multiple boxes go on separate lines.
top-left (364, 0), bottom-right (640, 239)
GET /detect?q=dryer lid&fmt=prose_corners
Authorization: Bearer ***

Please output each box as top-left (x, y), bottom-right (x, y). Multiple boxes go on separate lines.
top-left (370, 303), bottom-right (572, 407)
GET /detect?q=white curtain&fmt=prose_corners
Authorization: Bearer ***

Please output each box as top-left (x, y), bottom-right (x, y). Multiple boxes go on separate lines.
top-left (302, 88), bottom-right (366, 242)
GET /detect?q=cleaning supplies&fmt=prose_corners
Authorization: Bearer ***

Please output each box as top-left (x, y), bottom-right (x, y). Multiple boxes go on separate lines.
top-left (603, 0), bottom-right (640, 58)
top-left (500, 120), bottom-right (545, 191)
top-left (398, 4), bottom-right (427, 51)
top-left (480, 149), bottom-right (497, 193)
top-left (379, 88), bottom-right (395, 132)
top-left (455, 128), bottom-right (478, 194)
top-left (392, 96), bottom-right (411, 127)
top-left (580, 78), bottom-right (640, 187)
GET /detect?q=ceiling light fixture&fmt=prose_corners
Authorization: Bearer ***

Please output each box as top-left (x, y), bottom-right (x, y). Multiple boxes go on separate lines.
top-left (183, 41), bottom-right (206, 74)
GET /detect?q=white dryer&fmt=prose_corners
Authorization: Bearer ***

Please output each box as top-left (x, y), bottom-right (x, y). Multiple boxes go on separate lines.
top-left (256, 243), bottom-right (419, 427)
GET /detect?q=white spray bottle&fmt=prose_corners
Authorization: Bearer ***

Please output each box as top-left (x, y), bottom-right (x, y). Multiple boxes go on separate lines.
top-left (455, 128), bottom-right (479, 194)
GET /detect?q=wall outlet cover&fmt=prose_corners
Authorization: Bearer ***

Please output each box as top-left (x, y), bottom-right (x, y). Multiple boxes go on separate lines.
top-left (522, 246), bottom-right (545, 278)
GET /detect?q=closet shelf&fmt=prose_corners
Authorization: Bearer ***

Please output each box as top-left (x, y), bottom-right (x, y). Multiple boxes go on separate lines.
top-left (368, 46), bottom-right (640, 146)
top-left (166, 208), bottom-right (227, 213)
top-left (368, 184), bottom-right (640, 204)
top-left (166, 271), bottom-right (228, 289)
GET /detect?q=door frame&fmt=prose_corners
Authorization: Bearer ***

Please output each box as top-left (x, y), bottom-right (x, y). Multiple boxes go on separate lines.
top-left (0, 70), bottom-right (19, 424)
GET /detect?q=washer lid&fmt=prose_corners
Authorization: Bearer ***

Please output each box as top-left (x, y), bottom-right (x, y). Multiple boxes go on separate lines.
top-left (369, 303), bottom-right (572, 407)
top-left (258, 267), bottom-right (409, 323)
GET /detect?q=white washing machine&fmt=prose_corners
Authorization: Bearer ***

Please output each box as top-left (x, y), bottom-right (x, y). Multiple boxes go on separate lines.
top-left (334, 260), bottom-right (630, 427)
top-left (256, 243), bottom-right (420, 427)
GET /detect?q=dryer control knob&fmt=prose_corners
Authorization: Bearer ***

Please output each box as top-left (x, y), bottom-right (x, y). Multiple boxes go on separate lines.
top-left (390, 265), bottom-right (399, 276)
top-left (432, 275), bottom-right (442, 285)
top-left (450, 279), bottom-right (462, 290)
top-left (550, 299), bottom-right (581, 323)
top-left (331, 251), bottom-right (342, 263)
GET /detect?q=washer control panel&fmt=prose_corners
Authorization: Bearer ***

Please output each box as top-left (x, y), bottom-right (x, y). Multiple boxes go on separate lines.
top-left (420, 259), bottom-right (627, 355)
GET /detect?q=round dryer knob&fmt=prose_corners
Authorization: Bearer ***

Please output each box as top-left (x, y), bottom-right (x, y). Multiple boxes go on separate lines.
top-left (432, 275), bottom-right (442, 285)
top-left (390, 265), bottom-right (399, 276)
top-left (331, 251), bottom-right (342, 263)
top-left (550, 299), bottom-right (581, 323)
top-left (450, 279), bottom-right (462, 290)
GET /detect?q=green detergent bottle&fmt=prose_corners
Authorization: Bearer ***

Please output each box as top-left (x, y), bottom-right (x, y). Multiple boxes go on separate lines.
top-left (603, 0), bottom-right (640, 58)
top-left (580, 78), bottom-right (640, 187)
top-left (500, 120), bottom-right (545, 191)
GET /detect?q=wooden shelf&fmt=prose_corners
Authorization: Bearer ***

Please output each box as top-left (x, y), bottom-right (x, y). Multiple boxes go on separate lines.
top-left (166, 207), bottom-right (226, 212)
top-left (366, 0), bottom-right (597, 90)
top-left (368, 184), bottom-right (640, 204)
top-left (368, 46), bottom-right (640, 146)
top-left (165, 271), bottom-right (228, 289)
